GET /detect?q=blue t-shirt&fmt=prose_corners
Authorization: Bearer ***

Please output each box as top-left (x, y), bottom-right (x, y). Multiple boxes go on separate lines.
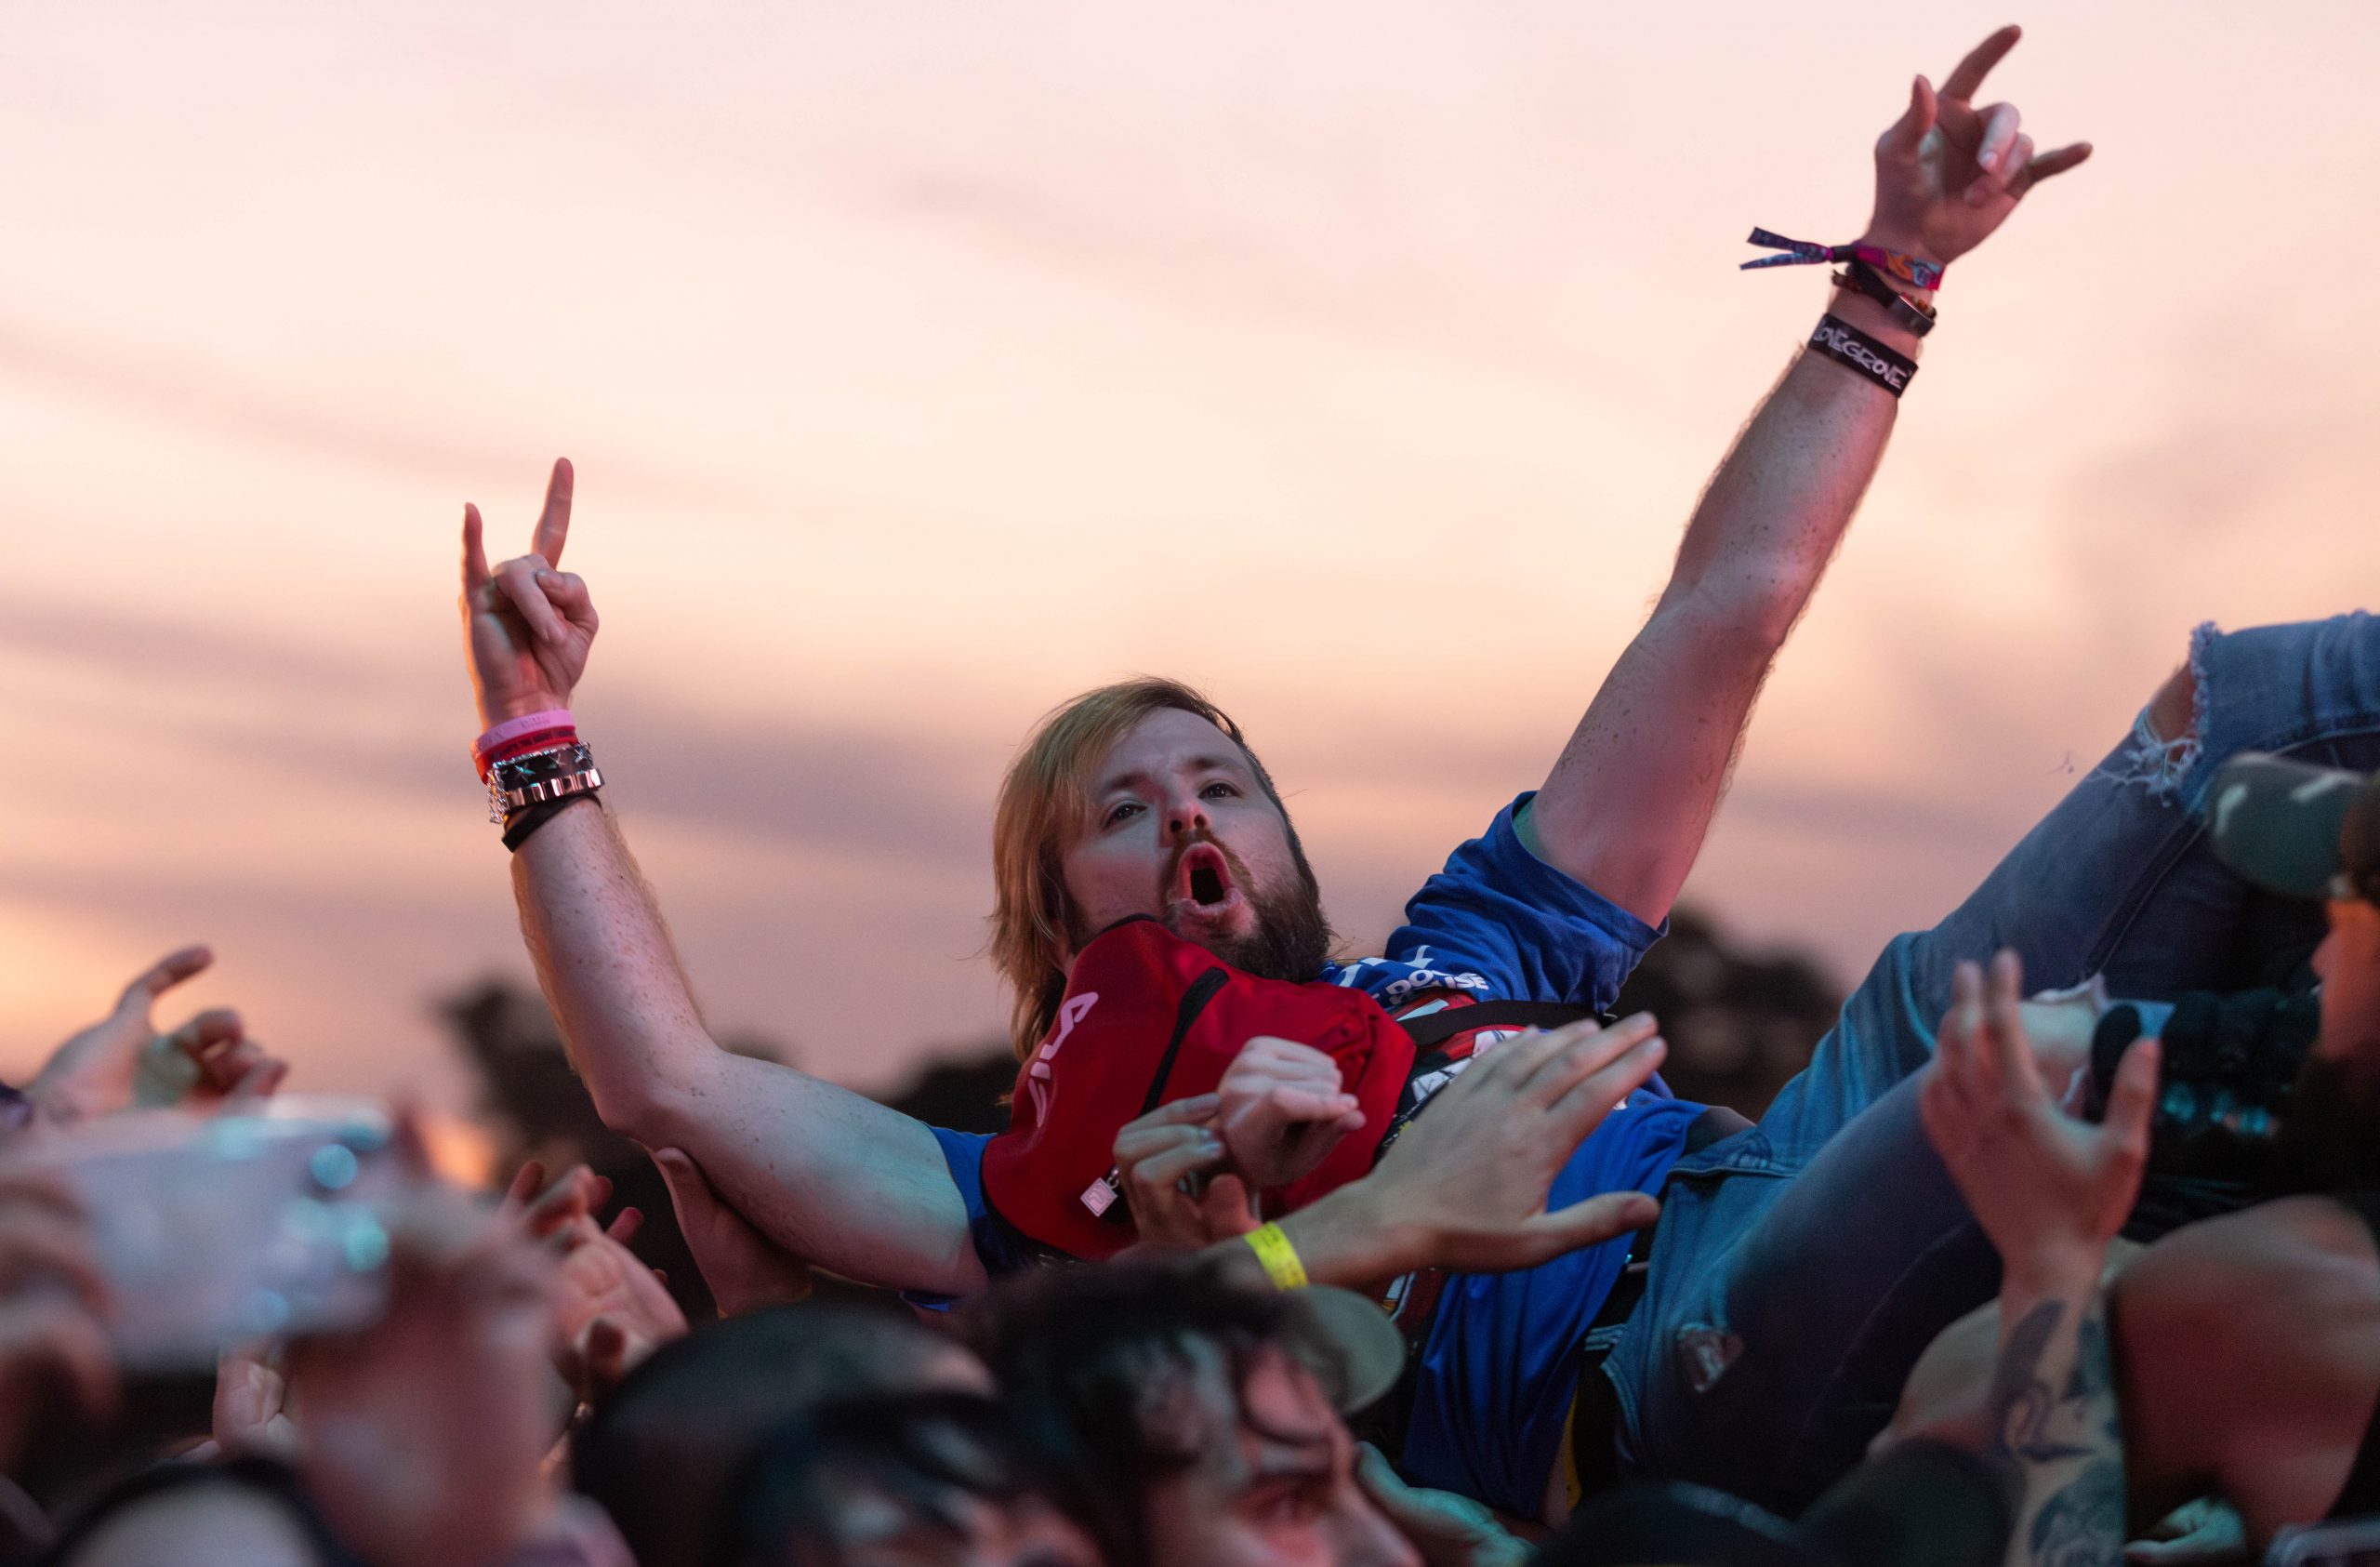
top-left (927, 792), bottom-right (1703, 1514)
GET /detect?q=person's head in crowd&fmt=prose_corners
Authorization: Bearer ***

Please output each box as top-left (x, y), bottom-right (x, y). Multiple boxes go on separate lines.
top-left (729, 1391), bottom-right (1103, 1567)
top-left (990, 679), bottom-right (1332, 1056)
top-left (41, 1458), bottom-right (359, 1567)
top-left (574, 1299), bottom-right (990, 1567)
top-left (2208, 753), bottom-right (2380, 1184)
top-left (964, 1257), bottom-right (1415, 1567)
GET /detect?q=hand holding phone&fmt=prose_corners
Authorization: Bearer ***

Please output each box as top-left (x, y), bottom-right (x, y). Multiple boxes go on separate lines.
top-left (18, 1097), bottom-right (402, 1371)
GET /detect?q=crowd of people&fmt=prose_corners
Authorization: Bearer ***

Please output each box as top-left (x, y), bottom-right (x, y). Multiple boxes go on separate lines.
top-left (10, 23), bottom-right (2380, 1567)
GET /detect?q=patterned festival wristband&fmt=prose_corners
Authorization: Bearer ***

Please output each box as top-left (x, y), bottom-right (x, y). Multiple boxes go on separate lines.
top-left (1741, 227), bottom-right (1945, 291)
top-left (1806, 313), bottom-right (1917, 397)
top-left (1243, 1223), bottom-right (1309, 1291)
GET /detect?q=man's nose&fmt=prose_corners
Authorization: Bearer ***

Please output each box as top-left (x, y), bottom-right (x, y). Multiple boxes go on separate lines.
top-left (1165, 797), bottom-right (1210, 838)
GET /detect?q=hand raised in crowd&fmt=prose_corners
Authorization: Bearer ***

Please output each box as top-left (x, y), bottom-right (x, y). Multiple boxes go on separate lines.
top-left (0, 1166), bottom-right (115, 1475)
top-left (1281, 1015), bottom-right (1667, 1283)
top-left (461, 458), bottom-right (598, 728)
top-left (1863, 26), bottom-right (2092, 268)
top-left (1215, 1037), bottom-right (1366, 1191)
top-left (29, 946), bottom-right (286, 1129)
top-left (1919, 950), bottom-right (2160, 1292)
top-left (651, 1147), bottom-right (816, 1317)
top-left (1112, 1094), bottom-right (1260, 1252)
top-left (503, 1161), bottom-right (687, 1406)
top-left (284, 1184), bottom-right (561, 1567)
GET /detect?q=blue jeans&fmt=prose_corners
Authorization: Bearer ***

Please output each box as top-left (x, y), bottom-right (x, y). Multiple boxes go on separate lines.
top-left (1603, 614), bottom-right (2380, 1512)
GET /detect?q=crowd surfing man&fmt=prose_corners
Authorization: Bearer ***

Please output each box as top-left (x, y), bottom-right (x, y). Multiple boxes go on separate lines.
top-left (457, 26), bottom-right (2087, 1525)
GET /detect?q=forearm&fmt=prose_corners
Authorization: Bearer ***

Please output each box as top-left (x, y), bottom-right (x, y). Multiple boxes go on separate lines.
top-left (511, 799), bottom-right (982, 1293)
top-left (509, 798), bottom-right (721, 1136)
top-left (1661, 281), bottom-right (1920, 626)
top-left (1987, 1261), bottom-right (2124, 1567)
top-left (646, 1051), bottom-right (986, 1296)
top-left (1528, 281), bottom-right (1921, 921)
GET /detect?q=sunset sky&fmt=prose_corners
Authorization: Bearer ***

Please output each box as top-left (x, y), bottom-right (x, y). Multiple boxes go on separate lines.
top-left (6, 3), bottom-right (2378, 1109)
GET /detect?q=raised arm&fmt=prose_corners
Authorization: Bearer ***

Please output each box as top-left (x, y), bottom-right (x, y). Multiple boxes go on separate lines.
top-left (461, 461), bottom-right (984, 1296)
top-left (1527, 27), bottom-right (2091, 925)
top-left (1918, 952), bottom-right (2158, 1567)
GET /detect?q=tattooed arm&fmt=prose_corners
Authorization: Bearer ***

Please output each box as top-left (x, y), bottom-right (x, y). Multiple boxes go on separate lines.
top-left (1985, 1283), bottom-right (2122, 1567)
top-left (1918, 951), bottom-right (2162, 1567)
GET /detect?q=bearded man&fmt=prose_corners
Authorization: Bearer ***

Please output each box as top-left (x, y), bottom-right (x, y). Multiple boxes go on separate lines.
top-left (457, 27), bottom-right (2085, 1521)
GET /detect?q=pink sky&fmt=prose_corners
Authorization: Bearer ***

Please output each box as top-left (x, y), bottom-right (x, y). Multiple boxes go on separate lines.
top-left (6, 4), bottom-right (2379, 1107)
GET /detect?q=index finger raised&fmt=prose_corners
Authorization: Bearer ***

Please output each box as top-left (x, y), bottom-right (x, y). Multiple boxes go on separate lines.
top-left (531, 458), bottom-right (575, 567)
top-left (1941, 24), bottom-right (2021, 102)
top-left (462, 504), bottom-right (493, 596)
top-left (1984, 949), bottom-right (2047, 1102)
top-left (121, 945), bottom-right (213, 1009)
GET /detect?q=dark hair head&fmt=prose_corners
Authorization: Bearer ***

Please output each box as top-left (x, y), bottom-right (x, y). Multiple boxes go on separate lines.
top-left (728, 1392), bottom-right (1042, 1567)
top-left (573, 1299), bottom-right (980, 1567)
top-left (960, 1257), bottom-right (1351, 1567)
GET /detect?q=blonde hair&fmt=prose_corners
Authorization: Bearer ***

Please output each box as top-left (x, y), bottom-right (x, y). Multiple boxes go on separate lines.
top-left (989, 678), bottom-right (1291, 1060)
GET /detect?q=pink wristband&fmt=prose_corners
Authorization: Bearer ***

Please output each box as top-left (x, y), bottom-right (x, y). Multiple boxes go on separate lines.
top-left (474, 709), bottom-right (575, 761)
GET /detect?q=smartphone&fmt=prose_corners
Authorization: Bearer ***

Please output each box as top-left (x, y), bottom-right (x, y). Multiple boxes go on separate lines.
top-left (22, 1096), bottom-right (402, 1370)
top-left (2269, 1517), bottom-right (2380, 1567)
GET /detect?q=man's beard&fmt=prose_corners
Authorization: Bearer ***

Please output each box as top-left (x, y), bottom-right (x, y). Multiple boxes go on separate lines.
top-left (1159, 834), bottom-right (1333, 984)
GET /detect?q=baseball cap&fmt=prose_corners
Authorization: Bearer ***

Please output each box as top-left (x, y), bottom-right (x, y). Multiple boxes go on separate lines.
top-left (1284, 1284), bottom-right (1406, 1414)
top-left (1533, 1442), bottom-right (2012, 1567)
top-left (2205, 753), bottom-right (2380, 904)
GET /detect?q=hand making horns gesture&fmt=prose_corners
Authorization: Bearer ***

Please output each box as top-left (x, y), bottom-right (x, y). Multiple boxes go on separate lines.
top-left (1865, 25), bottom-right (2093, 269)
top-left (460, 458), bottom-right (598, 729)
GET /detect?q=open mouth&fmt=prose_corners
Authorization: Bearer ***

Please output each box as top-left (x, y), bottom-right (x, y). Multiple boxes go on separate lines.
top-left (1173, 842), bottom-right (1238, 912)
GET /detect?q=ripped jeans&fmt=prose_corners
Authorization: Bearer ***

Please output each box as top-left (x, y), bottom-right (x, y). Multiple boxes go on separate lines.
top-left (1603, 613), bottom-right (2380, 1512)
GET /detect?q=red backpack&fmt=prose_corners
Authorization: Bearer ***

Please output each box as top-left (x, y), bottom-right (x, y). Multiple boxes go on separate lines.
top-left (980, 918), bottom-right (1417, 1259)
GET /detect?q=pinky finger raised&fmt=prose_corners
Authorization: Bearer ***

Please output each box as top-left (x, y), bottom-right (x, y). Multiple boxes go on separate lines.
top-left (2014, 141), bottom-right (2093, 196)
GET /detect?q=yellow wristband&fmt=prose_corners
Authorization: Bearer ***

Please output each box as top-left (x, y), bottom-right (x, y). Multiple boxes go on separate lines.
top-left (1243, 1222), bottom-right (1308, 1291)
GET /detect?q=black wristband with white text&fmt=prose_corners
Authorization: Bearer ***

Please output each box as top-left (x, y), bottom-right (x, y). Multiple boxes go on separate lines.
top-left (1806, 313), bottom-right (1917, 398)
top-left (503, 793), bottom-right (598, 853)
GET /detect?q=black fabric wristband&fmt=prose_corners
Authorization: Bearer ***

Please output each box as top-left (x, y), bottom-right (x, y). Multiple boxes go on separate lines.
top-left (503, 792), bottom-right (599, 853)
top-left (1806, 313), bottom-right (1917, 397)
top-left (1833, 258), bottom-right (1936, 338)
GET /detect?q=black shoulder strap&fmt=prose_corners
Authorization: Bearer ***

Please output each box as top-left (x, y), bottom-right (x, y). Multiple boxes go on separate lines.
top-left (1395, 1000), bottom-right (1614, 1050)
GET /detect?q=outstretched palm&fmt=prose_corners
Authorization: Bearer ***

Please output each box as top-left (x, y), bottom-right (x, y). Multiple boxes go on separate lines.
top-left (460, 458), bottom-right (598, 727)
top-left (1867, 26), bottom-right (2092, 267)
top-left (1919, 951), bottom-right (2159, 1288)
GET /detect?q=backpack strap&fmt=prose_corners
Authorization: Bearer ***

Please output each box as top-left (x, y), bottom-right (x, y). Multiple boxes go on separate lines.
top-left (1395, 1000), bottom-right (1614, 1050)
